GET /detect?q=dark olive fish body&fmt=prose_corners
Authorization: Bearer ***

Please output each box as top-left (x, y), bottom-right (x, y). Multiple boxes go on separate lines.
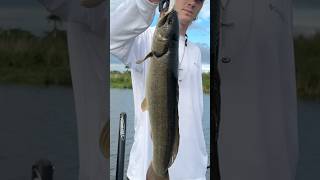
top-left (140, 10), bottom-right (180, 179)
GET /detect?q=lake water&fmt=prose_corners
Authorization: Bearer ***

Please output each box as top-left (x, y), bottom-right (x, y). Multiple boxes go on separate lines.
top-left (0, 85), bottom-right (319, 180)
top-left (0, 84), bottom-right (78, 180)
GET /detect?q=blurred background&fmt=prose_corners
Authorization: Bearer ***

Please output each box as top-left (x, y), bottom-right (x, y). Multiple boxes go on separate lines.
top-left (0, 0), bottom-right (319, 180)
top-left (0, 0), bottom-right (78, 180)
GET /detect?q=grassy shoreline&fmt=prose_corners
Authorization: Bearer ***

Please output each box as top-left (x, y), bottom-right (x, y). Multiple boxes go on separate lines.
top-left (110, 71), bottom-right (210, 94)
top-left (1, 28), bottom-right (320, 99)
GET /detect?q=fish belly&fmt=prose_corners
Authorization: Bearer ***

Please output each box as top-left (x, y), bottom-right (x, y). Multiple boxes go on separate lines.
top-left (147, 55), bottom-right (179, 176)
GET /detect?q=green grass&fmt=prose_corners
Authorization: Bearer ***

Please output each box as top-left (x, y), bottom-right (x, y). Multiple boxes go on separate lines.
top-left (110, 70), bottom-right (211, 94)
top-left (110, 71), bottom-right (132, 89)
top-left (202, 72), bottom-right (210, 94)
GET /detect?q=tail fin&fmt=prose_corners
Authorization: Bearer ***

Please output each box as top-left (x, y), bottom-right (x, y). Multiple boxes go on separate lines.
top-left (146, 163), bottom-right (169, 180)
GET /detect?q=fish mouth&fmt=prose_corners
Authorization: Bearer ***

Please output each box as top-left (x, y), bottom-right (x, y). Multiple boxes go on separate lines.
top-left (159, 0), bottom-right (175, 14)
top-left (158, 10), bottom-right (177, 28)
top-left (166, 0), bottom-right (175, 14)
top-left (159, 0), bottom-right (176, 20)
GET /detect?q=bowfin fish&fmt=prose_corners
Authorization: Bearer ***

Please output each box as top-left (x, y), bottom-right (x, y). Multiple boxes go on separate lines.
top-left (140, 3), bottom-right (180, 179)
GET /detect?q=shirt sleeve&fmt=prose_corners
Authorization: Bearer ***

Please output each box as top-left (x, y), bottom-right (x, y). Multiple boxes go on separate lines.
top-left (110, 0), bottom-right (158, 66)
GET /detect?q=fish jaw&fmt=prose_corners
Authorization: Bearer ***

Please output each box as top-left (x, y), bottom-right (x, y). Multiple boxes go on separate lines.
top-left (147, 163), bottom-right (169, 180)
top-left (152, 10), bottom-right (179, 58)
top-left (167, 0), bottom-right (176, 15)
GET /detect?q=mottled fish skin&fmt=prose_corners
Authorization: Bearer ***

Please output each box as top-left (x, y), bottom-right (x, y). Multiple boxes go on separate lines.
top-left (144, 9), bottom-right (180, 178)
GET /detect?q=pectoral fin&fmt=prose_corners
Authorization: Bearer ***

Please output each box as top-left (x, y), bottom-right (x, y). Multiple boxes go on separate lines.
top-left (147, 163), bottom-right (169, 180)
top-left (141, 97), bottom-right (149, 112)
top-left (136, 52), bottom-right (153, 64)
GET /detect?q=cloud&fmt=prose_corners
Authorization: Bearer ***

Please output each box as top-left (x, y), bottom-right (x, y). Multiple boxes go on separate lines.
top-left (196, 43), bottom-right (210, 64)
top-left (198, 0), bottom-right (210, 20)
top-left (188, 1), bottom-right (210, 44)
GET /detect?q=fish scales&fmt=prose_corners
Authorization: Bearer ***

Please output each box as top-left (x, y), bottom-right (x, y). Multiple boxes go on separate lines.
top-left (142, 8), bottom-right (180, 179)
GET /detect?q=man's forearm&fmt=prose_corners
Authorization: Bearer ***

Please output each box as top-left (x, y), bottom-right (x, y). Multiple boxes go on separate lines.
top-left (110, 0), bottom-right (157, 61)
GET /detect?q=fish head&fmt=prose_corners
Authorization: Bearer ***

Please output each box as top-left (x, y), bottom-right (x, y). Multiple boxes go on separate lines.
top-left (152, 10), bottom-right (179, 57)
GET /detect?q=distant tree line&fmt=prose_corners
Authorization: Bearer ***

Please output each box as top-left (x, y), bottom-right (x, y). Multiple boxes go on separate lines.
top-left (0, 25), bottom-right (319, 98)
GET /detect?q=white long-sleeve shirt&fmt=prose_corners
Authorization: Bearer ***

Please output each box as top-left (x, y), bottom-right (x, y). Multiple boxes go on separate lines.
top-left (110, 0), bottom-right (208, 179)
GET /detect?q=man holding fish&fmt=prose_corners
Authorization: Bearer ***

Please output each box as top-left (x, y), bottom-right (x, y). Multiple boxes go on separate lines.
top-left (110, 0), bottom-right (208, 179)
